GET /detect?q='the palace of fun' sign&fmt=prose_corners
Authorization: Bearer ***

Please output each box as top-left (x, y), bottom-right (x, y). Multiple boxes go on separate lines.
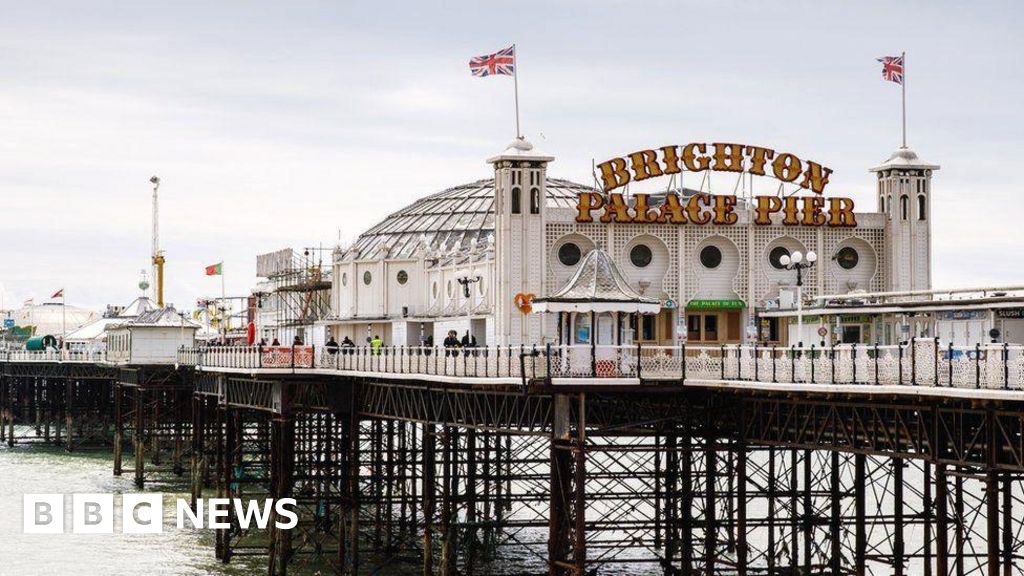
top-left (576, 142), bottom-right (856, 228)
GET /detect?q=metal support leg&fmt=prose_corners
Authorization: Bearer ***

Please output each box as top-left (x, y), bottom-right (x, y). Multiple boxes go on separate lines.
top-left (986, 470), bottom-right (999, 576)
top-left (895, 457), bottom-right (905, 576)
top-left (855, 454), bottom-right (866, 576)
top-left (422, 423), bottom-right (436, 576)
top-left (549, 395), bottom-right (572, 576)
top-left (936, 463), bottom-right (949, 576)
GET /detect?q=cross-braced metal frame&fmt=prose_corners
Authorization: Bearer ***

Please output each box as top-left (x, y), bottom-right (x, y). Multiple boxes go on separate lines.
top-left (5, 356), bottom-right (1024, 576)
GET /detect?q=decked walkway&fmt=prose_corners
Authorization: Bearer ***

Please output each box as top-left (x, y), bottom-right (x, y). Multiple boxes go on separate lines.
top-left (164, 340), bottom-right (1024, 397)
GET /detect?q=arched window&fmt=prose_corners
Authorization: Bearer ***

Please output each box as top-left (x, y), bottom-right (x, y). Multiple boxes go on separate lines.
top-left (888, 195), bottom-right (893, 220)
top-left (879, 196), bottom-right (885, 213)
top-left (917, 195), bottom-right (926, 221)
top-left (511, 187), bottom-right (521, 214)
top-left (900, 195), bottom-right (909, 220)
top-left (530, 188), bottom-right (540, 214)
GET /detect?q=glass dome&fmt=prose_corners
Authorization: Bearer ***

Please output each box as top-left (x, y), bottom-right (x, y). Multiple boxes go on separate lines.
top-left (346, 177), bottom-right (595, 260)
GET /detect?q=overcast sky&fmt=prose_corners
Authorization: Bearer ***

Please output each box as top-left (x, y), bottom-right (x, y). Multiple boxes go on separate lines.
top-left (1, 1), bottom-right (1022, 311)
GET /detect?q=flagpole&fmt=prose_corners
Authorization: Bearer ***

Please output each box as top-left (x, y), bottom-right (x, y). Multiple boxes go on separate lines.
top-left (61, 291), bottom-right (66, 344)
top-left (513, 43), bottom-right (521, 139)
top-left (220, 262), bottom-right (226, 344)
top-left (901, 51), bottom-right (907, 148)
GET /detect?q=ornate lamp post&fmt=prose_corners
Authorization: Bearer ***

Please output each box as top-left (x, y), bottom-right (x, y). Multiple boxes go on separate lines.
top-left (779, 250), bottom-right (817, 347)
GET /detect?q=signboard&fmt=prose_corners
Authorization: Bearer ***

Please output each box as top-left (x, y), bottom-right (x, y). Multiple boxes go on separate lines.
top-left (256, 248), bottom-right (295, 278)
top-left (937, 310), bottom-right (983, 320)
top-left (3, 319), bottom-right (14, 328)
top-left (839, 315), bottom-right (873, 324)
top-left (996, 308), bottom-right (1024, 319)
top-left (577, 142), bottom-right (856, 228)
top-left (596, 143), bottom-right (833, 194)
top-left (663, 299), bottom-right (677, 309)
top-left (576, 191), bottom-right (855, 228)
top-left (817, 326), bottom-right (828, 337)
top-left (687, 299), bottom-right (745, 310)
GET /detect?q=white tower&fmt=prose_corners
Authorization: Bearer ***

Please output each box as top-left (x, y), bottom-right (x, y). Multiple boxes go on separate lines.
top-left (871, 147), bottom-right (939, 293)
top-left (489, 138), bottom-right (553, 346)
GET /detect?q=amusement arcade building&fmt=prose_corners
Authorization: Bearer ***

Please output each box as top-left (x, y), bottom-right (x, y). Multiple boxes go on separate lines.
top-left (325, 139), bottom-right (936, 349)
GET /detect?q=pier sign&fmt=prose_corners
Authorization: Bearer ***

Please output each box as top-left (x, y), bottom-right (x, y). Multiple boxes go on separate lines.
top-left (578, 142), bottom-right (856, 227)
top-left (576, 191), bottom-right (856, 227)
top-left (596, 143), bottom-right (833, 194)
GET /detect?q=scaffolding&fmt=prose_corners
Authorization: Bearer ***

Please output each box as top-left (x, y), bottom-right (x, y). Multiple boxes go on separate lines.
top-left (256, 248), bottom-right (332, 336)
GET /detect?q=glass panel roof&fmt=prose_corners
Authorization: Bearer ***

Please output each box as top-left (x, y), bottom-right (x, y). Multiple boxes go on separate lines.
top-left (346, 177), bottom-right (594, 260)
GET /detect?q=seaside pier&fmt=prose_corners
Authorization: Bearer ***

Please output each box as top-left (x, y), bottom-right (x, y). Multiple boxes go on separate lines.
top-left (5, 341), bottom-right (1022, 575)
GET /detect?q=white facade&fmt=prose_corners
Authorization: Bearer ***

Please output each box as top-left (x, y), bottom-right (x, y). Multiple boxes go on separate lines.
top-left (326, 141), bottom-right (934, 347)
top-left (871, 147), bottom-right (939, 292)
top-left (106, 307), bottom-right (198, 364)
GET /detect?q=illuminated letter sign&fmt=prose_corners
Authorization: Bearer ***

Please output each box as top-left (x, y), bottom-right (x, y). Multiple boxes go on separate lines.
top-left (596, 143), bottom-right (833, 194)
top-left (576, 192), bottom-right (856, 228)
top-left (584, 142), bottom-right (852, 227)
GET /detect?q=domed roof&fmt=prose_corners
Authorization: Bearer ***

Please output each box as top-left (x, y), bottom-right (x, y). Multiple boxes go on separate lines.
top-left (15, 303), bottom-right (98, 337)
top-left (346, 177), bottom-right (596, 260)
top-left (870, 146), bottom-right (940, 171)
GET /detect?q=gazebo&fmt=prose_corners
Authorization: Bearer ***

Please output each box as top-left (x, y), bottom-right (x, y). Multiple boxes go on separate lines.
top-left (532, 249), bottom-right (660, 374)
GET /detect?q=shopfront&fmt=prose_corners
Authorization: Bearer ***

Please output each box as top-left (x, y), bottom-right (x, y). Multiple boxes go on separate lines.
top-left (685, 299), bottom-right (744, 344)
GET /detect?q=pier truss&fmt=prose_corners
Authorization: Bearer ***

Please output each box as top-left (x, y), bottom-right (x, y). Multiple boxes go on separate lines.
top-left (4, 357), bottom-right (1024, 575)
top-left (0, 361), bottom-right (117, 450)
top-left (113, 366), bottom-right (194, 487)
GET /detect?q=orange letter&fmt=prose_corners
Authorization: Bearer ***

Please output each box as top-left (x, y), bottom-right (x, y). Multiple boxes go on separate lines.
top-left (711, 143), bottom-right (745, 173)
top-left (632, 194), bottom-right (658, 223)
top-left (772, 153), bottom-right (802, 183)
top-left (754, 196), bottom-right (782, 225)
top-left (828, 197), bottom-right (857, 227)
top-left (799, 160), bottom-right (833, 194)
top-left (660, 145), bottom-right (681, 175)
top-left (597, 157), bottom-right (631, 191)
top-left (686, 193), bottom-right (712, 225)
top-left (600, 193), bottom-right (633, 223)
top-left (629, 150), bottom-right (664, 182)
top-left (745, 146), bottom-right (775, 176)
top-left (681, 143), bottom-right (711, 172)
top-left (713, 195), bottom-right (739, 225)
top-left (801, 196), bottom-right (827, 226)
top-left (658, 192), bottom-right (688, 224)
top-left (575, 192), bottom-right (604, 223)
top-left (782, 196), bottom-right (801, 226)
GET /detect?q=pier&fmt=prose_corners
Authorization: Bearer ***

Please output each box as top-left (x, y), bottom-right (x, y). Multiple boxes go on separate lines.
top-left (2, 342), bottom-right (1023, 575)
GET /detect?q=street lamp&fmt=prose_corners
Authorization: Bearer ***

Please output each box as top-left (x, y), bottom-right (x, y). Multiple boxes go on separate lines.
top-left (779, 250), bottom-right (817, 347)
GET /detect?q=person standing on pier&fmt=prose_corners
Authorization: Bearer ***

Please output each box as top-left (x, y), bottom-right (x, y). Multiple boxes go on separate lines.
top-left (444, 330), bottom-right (460, 357)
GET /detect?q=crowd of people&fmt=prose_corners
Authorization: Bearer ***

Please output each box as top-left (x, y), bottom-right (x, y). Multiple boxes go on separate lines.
top-left (258, 330), bottom-right (482, 357)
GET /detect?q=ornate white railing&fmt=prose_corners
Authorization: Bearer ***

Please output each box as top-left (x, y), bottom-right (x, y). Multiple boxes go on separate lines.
top-left (175, 340), bottom-right (1024, 390)
top-left (178, 344), bottom-right (544, 379)
top-left (0, 349), bottom-right (107, 363)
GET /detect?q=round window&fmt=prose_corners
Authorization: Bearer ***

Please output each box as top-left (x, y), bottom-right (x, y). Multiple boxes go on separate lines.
top-left (397, 270), bottom-right (408, 285)
top-left (769, 246), bottom-right (791, 270)
top-left (363, 271), bottom-right (372, 285)
top-left (341, 273), bottom-right (348, 287)
top-left (699, 245), bottom-right (723, 269)
top-left (836, 247), bottom-right (859, 270)
top-left (629, 244), bottom-right (653, 268)
top-left (558, 242), bottom-right (581, 266)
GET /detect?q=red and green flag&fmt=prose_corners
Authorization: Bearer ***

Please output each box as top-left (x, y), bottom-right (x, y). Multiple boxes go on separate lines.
top-left (205, 262), bottom-right (223, 276)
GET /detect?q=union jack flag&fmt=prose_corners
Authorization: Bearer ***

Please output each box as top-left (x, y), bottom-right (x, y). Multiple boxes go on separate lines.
top-left (469, 45), bottom-right (515, 77)
top-left (877, 55), bottom-right (904, 85)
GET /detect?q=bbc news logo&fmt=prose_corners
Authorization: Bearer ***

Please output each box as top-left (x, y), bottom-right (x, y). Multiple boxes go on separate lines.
top-left (23, 494), bottom-right (298, 534)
